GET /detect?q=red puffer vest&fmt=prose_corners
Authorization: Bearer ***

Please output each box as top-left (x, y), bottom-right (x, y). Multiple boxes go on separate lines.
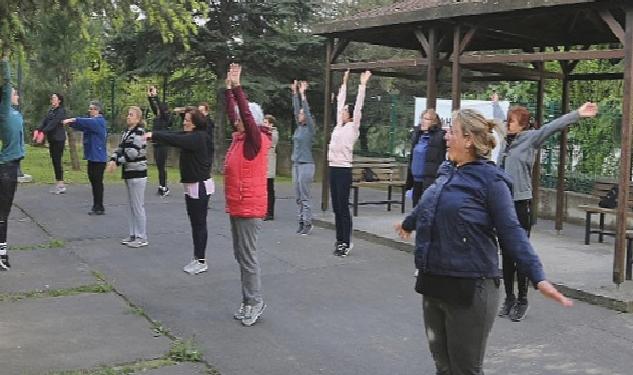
top-left (224, 130), bottom-right (271, 217)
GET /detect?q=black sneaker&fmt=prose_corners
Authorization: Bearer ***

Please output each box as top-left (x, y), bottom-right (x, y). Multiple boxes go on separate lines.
top-left (509, 299), bottom-right (529, 322)
top-left (498, 297), bottom-right (515, 318)
top-left (263, 215), bottom-right (274, 221)
top-left (333, 241), bottom-right (343, 255)
top-left (339, 242), bottom-right (353, 257)
top-left (296, 222), bottom-right (304, 234)
top-left (0, 253), bottom-right (11, 270)
top-left (89, 209), bottom-right (105, 216)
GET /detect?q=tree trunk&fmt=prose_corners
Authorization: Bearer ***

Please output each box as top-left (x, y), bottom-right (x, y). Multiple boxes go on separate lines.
top-left (213, 62), bottom-right (228, 173)
top-left (66, 127), bottom-right (81, 170)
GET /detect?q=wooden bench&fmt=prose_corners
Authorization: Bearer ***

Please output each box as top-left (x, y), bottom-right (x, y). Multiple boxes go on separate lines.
top-left (578, 179), bottom-right (633, 245)
top-left (350, 157), bottom-right (407, 217)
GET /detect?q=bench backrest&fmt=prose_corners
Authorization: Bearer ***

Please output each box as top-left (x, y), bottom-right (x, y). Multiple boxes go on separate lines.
top-left (592, 179), bottom-right (633, 205)
top-left (351, 157), bottom-right (405, 182)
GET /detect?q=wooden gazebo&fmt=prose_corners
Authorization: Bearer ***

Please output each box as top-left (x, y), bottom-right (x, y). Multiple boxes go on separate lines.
top-left (313, 0), bottom-right (633, 284)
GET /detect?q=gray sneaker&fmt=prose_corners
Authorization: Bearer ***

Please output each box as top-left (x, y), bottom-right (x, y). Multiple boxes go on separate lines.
top-left (183, 259), bottom-right (208, 275)
top-left (339, 242), bottom-right (353, 257)
top-left (121, 236), bottom-right (135, 245)
top-left (300, 223), bottom-right (313, 235)
top-left (126, 238), bottom-right (149, 248)
top-left (241, 302), bottom-right (266, 327)
top-left (233, 303), bottom-right (246, 320)
top-left (51, 185), bottom-right (66, 195)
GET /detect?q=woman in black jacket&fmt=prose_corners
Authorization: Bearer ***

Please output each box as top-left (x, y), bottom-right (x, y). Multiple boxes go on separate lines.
top-left (405, 108), bottom-right (447, 208)
top-left (146, 108), bottom-right (214, 276)
top-left (38, 93), bottom-right (67, 194)
top-left (147, 86), bottom-right (173, 196)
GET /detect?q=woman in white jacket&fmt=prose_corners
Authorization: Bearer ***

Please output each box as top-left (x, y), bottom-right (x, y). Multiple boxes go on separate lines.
top-left (328, 70), bottom-right (371, 257)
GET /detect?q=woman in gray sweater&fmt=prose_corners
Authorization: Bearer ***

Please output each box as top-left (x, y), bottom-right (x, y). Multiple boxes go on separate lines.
top-left (495, 95), bottom-right (597, 322)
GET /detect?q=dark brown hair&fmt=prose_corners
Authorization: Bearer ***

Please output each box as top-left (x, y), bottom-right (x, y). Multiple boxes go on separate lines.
top-left (264, 114), bottom-right (276, 125)
top-left (508, 106), bottom-right (531, 131)
top-left (184, 107), bottom-right (207, 131)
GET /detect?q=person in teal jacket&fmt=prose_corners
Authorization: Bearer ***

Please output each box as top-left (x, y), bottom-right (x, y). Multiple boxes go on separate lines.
top-left (63, 101), bottom-right (108, 215)
top-left (0, 51), bottom-right (25, 270)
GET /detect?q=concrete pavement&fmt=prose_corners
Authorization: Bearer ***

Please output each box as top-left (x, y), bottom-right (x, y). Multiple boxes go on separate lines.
top-left (0, 181), bottom-right (632, 374)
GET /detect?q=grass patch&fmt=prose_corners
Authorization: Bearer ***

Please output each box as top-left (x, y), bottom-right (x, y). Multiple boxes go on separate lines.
top-left (8, 239), bottom-right (65, 251)
top-left (47, 359), bottom-right (177, 375)
top-left (167, 339), bottom-right (203, 362)
top-left (21, 145), bottom-right (182, 185)
top-left (0, 283), bottom-right (113, 302)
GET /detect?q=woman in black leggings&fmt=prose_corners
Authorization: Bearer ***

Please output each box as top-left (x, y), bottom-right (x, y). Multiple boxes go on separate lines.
top-left (38, 93), bottom-right (67, 194)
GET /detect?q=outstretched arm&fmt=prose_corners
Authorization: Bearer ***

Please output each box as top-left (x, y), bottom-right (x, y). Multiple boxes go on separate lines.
top-left (530, 102), bottom-right (597, 148)
top-left (229, 63), bottom-right (261, 160)
top-left (291, 80), bottom-right (300, 123)
top-left (336, 70), bottom-right (349, 127)
top-left (352, 70), bottom-right (372, 130)
top-left (299, 81), bottom-right (315, 132)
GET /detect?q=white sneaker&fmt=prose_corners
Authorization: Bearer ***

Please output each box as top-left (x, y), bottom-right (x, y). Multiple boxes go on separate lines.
top-left (233, 303), bottom-right (246, 320)
top-left (241, 301), bottom-right (266, 327)
top-left (413, 269), bottom-right (419, 277)
top-left (126, 238), bottom-right (149, 248)
top-left (183, 259), bottom-right (208, 275)
top-left (121, 236), bottom-right (135, 245)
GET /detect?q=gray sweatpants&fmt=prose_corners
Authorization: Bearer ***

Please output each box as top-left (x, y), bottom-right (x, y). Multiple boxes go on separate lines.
top-left (292, 163), bottom-right (315, 225)
top-left (422, 279), bottom-right (500, 375)
top-left (125, 177), bottom-right (147, 240)
top-left (230, 216), bottom-right (263, 306)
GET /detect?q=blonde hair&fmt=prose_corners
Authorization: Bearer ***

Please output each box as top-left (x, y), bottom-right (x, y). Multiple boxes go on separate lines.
top-left (421, 108), bottom-right (441, 129)
top-left (452, 109), bottom-right (498, 158)
top-left (128, 106), bottom-right (144, 125)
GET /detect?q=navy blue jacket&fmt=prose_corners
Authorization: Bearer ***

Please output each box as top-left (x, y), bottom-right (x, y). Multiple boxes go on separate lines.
top-left (402, 160), bottom-right (546, 283)
top-left (70, 116), bottom-right (108, 162)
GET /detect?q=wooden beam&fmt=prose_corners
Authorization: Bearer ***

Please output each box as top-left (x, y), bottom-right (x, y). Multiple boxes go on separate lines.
top-left (331, 38), bottom-right (350, 64)
top-left (463, 75), bottom-right (540, 82)
top-left (426, 27), bottom-right (438, 109)
top-left (465, 63), bottom-right (564, 80)
top-left (555, 70), bottom-right (570, 232)
top-left (321, 39), bottom-right (334, 212)
top-left (599, 9), bottom-right (625, 44)
top-left (458, 27), bottom-right (477, 56)
top-left (414, 29), bottom-right (431, 57)
top-left (532, 62), bottom-right (545, 225)
top-left (331, 58), bottom-right (428, 71)
top-left (452, 24), bottom-right (462, 110)
top-left (459, 49), bottom-right (625, 64)
top-left (613, 8), bottom-right (633, 284)
top-left (569, 72), bottom-right (623, 80)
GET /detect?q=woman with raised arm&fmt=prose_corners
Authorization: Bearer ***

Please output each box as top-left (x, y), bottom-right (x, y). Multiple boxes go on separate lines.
top-left (147, 86), bottom-right (173, 196)
top-left (107, 106), bottom-right (148, 248)
top-left (146, 107), bottom-right (213, 275)
top-left (38, 92), bottom-right (67, 194)
top-left (494, 95), bottom-right (598, 322)
top-left (0, 51), bottom-right (25, 270)
top-left (224, 63), bottom-right (272, 327)
top-left (63, 101), bottom-right (108, 215)
top-left (396, 108), bottom-right (573, 375)
top-left (290, 80), bottom-right (316, 234)
top-left (328, 70), bottom-right (371, 257)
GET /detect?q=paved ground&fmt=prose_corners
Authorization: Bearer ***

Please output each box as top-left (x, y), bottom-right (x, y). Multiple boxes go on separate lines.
top-left (1, 181), bottom-right (632, 374)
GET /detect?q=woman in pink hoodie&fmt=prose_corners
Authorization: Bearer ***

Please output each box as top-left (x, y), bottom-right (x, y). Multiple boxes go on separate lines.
top-left (328, 70), bottom-right (371, 257)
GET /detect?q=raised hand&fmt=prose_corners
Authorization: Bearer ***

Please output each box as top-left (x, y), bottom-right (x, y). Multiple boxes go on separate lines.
top-left (291, 80), bottom-right (298, 94)
top-left (144, 131), bottom-right (153, 140)
top-left (229, 63), bottom-right (242, 86)
top-left (537, 280), bottom-right (573, 307)
top-left (343, 69), bottom-right (350, 84)
top-left (578, 102), bottom-right (598, 118)
top-left (299, 81), bottom-right (308, 94)
top-left (360, 70), bottom-right (372, 85)
top-left (225, 78), bottom-right (232, 89)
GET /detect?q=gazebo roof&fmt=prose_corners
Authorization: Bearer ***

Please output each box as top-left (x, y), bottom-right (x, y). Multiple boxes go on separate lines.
top-left (313, 0), bottom-right (625, 52)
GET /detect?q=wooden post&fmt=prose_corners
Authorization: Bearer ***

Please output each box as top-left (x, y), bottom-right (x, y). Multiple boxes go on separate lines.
top-left (451, 25), bottom-right (462, 110)
top-left (321, 39), bottom-right (334, 211)
top-left (555, 67), bottom-right (570, 232)
top-left (614, 8), bottom-right (633, 284)
top-left (427, 27), bottom-right (438, 109)
top-left (532, 62), bottom-right (545, 225)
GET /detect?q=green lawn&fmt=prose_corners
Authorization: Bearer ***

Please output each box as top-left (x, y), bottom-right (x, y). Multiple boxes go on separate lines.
top-left (21, 145), bottom-right (183, 185)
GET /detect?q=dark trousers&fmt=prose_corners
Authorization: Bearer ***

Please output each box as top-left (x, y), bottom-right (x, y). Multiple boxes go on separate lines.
top-left (154, 145), bottom-right (168, 187)
top-left (185, 182), bottom-right (209, 260)
top-left (501, 199), bottom-right (531, 301)
top-left (266, 178), bottom-right (275, 218)
top-left (49, 140), bottom-right (65, 182)
top-left (87, 161), bottom-right (106, 211)
top-left (329, 166), bottom-right (352, 244)
top-left (0, 162), bottom-right (19, 243)
top-left (412, 180), bottom-right (426, 208)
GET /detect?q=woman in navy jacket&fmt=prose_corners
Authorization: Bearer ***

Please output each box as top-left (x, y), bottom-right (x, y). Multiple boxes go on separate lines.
top-left (396, 108), bottom-right (571, 375)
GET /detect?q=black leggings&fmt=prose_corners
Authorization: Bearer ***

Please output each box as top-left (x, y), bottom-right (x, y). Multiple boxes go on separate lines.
top-left (329, 166), bottom-right (352, 244)
top-left (87, 161), bottom-right (105, 211)
top-left (0, 162), bottom-right (19, 243)
top-left (49, 140), bottom-right (65, 181)
top-left (185, 182), bottom-right (210, 260)
top-left (154, 145), bottom-right (168, 187)
top-left (501, 199), bottom-right (531, 301)
top-left (267, 178), bottom-right (275, 217)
